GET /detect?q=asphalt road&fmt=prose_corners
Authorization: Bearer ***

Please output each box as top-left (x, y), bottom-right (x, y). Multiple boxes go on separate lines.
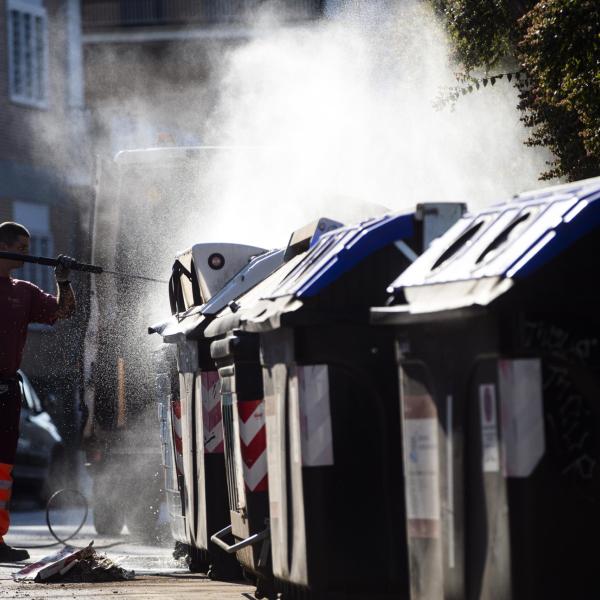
top-left (0, 505), bottom-right (255, 599)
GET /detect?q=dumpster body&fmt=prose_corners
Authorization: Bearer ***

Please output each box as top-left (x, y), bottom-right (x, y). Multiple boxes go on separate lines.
top-left (151, 242), bottom-right (284, 574)
top-left (207, 219), bottom-right (343, 596)
top-left (372, 177), bottom-right (600, 600)
top-left (207, 205), bottom-right (464, 597)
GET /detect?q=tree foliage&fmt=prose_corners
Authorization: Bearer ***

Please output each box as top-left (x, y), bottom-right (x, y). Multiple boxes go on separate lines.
top-left (432, 0), bottom-right (600, 181)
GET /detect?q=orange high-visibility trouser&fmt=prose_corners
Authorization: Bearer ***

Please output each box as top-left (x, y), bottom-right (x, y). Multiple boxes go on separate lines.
top-left (0, 379), bottom-right (21, 543)
top-left (0, 463), bottom-right (13, 542)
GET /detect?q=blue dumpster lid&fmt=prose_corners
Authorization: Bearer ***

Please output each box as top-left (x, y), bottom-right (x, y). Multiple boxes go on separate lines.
top-left (206, 208), bottom-right (472, 336)
top-left (267, 212), bottom-right (415, 299)
top-left (203, 212), bottom-right (417, 335)
top-left (386, 176), bottom-right (600, 312)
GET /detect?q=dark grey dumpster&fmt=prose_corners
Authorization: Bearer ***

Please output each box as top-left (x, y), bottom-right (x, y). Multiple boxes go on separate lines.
top-left (372, 177), bottom-right (600, 600)
top-left (207, 219), bottom-right (343, 598)
top-left (206, 205), bottom-right (465, 598)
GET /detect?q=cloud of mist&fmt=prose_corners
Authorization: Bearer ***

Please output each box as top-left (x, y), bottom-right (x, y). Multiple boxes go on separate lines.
top-left (19, 0), bottom-right (553, 260)
top-left (192, 0), bottom-right (550, 250)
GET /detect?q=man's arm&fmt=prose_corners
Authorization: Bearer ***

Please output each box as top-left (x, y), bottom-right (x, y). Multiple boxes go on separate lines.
top-left (54, 256), bottom-right (76, 320)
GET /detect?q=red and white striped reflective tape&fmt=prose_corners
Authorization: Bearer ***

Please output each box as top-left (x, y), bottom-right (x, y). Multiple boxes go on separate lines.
top-left (201, 371), bottom-right (224, 454)
top-left (238, 399), bottom-right (268, 492)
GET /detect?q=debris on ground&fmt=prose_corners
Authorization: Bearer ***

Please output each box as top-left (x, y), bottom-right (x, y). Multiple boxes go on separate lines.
top-left (56, 551), bottom-right (135, 583)
top-left (12, 542), bottom-right (135, 583)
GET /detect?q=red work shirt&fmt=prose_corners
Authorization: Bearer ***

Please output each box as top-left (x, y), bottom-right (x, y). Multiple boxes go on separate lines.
top-left (0, 277), bottom-right (59, 377)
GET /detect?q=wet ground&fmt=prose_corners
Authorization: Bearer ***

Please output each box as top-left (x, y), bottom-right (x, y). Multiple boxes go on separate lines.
top-left (0, 502), bottom-right (255, 599)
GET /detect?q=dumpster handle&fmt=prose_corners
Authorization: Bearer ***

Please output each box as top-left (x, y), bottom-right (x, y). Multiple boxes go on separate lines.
top-left (211, 524), bottom-right (270, 554)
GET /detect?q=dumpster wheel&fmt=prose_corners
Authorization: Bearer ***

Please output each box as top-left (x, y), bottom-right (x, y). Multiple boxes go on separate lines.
top-left (186, 546), bottom-right (210, 573)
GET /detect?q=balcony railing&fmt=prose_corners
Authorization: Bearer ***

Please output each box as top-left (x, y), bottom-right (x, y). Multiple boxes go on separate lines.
top-left (82, 0), bottom-right (324, 28)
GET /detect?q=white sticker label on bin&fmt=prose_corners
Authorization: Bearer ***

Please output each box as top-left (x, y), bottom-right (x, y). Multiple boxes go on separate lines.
top-left (295, 365), bottom-right (334, 467)
top-left (404, 417), bottom-right (441, 522)
top-left (479, 384), bottom-right (500, 473)
top-left (498, 359), bottom-right (545, 478)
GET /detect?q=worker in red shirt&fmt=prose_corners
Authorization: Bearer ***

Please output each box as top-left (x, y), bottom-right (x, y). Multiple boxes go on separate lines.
top-left (0, 221), bottom-right (76, 562)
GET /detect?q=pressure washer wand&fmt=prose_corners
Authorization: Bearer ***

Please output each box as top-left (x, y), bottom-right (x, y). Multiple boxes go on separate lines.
top-left (0, 252), bottom-right (168, 284)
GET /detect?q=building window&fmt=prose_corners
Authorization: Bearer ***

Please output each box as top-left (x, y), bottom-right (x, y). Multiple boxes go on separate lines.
top-left (21, 233), bottom-right (54, 292)
top-left (13, 201), bottom-right (54, 293)
top-left (7, 0), bottom-right (48, 108)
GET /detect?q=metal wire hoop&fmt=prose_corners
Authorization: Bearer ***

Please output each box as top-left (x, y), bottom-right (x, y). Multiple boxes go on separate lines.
top-left (45, 488), bottom-right (89, 545)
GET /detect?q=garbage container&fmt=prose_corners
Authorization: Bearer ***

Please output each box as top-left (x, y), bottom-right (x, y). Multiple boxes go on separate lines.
top-left (206, 218), bottom-right (343, 598)
top-left (150, 242), bottom-right (284, 576)
top-left (207, 205), bottom-right (465, 598)
top-left (371, 177), bottom-right (600, 600)
top-left (153, 345), bottom-right (187, 546)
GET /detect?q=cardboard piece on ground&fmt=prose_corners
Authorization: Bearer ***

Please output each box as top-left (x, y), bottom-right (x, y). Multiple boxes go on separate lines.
top-left (12, 542), bottom-right (95, 582)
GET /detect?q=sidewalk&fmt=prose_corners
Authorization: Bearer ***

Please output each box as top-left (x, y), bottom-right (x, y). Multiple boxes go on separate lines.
top-left (0, 507), bottom-right (255, 599)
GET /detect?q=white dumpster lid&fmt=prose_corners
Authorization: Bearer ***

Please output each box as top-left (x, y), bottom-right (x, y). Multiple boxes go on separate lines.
top-left (386, 176), bottom-right (600, 314)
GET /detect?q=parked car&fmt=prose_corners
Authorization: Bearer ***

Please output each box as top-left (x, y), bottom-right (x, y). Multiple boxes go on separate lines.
top-left (12, 371), bottom-right (67, 504)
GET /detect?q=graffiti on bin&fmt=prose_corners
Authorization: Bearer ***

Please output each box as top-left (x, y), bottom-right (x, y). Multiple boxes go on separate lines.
top-left (201, 371), bottom-right (224, 454)
top-left (523, 320), bottom-right (599, 363)
top-left (523, 319), bottom-right (600, 494)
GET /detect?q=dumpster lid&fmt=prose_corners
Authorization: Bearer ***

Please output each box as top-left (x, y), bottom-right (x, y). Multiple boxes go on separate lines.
top-left (203, 217), bottom-right (352, 337)
top-left (283, 217), bottom-right (343, 261)
top-left (386, 177), bottom-right (600, 313)
top-left (370, 302), bottom-right (488, 325)
top-left (154, 248), bottom-right (284, 340)
top-left (203, 253), bottom-right (308, 338)
top-left (267, 212), bottom-right (415, 300)
top-left (200, 248), bottom-right (284, 316)
top-left (181, 242), bottom-right (267, 303)
top-left (157, 216), bottom-right (346, 341)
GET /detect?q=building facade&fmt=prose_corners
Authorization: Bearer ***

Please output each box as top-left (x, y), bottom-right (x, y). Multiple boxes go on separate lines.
top-left (81, 0), bottom-right (327, 154)
top-left (0, 0), bottom-right (91, 444)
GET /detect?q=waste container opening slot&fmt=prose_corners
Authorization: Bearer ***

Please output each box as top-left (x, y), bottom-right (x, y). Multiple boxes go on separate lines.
top-left (211, 524), bottom-right (270, 554)
top-left (475, 212), bottom-right (535, 265)
top-left (431, 219), bottom-right (486, 271)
